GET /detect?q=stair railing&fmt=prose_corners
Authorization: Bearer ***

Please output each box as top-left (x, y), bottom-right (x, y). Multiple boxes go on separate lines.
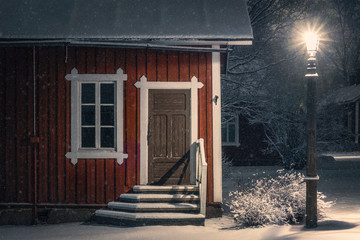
top-left (196, 138), bottom-right (207, 216)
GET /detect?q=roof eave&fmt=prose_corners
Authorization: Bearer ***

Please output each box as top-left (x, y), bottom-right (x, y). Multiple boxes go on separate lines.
top-left (0, 37), bottom-right (253, 46)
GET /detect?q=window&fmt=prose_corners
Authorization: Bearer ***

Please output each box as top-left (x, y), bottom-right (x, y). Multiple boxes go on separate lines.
top-left (65, 68), bottom-right (128, 165)
top-left (81, 83), bottom-right (115, 149)
top-left (222, 115), bottom-right (240, 146)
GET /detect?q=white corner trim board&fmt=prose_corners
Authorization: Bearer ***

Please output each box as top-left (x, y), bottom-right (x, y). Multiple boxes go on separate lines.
top-left (65, 68), bottom-right (128, 165)
top-left (135, 76), bottom-right (203, 185)
top-left (212, 45), bottom-right (222, 203)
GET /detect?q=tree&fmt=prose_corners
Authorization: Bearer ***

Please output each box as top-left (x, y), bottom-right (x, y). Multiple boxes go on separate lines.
top-left (223, 0), bottom-right (310, 168)
top-left (318, 0), bottom-right (360, 87)
top-left (222, 0), bottom-right (360, 168)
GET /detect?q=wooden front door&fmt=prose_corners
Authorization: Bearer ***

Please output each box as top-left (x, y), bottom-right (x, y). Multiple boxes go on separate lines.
top-left (148, 89), bottom-right (191, 185)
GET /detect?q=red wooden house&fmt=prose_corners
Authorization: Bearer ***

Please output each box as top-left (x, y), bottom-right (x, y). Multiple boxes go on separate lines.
top-left (0, 0), bottom-right (252, 225)
top-left (320, 84), bottom-right (360, 145)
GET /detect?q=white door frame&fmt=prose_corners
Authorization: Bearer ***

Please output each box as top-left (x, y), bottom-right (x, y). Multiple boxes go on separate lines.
top-left (134, 76), bottom-right (204, 185)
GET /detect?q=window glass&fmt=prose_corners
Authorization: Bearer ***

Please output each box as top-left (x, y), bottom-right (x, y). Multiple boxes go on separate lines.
top-left (81, 83), bottom-right (95, 104)
top-left (79, 82), bottom-right (116, 149)
top-left (101, 106), bottom-right (114, 126)
top-left (101, 128), bottom-right (114, 148)
top-left (222, 115), bottom-right (239, 145)
top-left (82, 127), bottom-right (96, 148)
top-left (101, 83), bottom-right (115, 104)
top-left (228, 124), bottom-right (236, 142)
top-left (81, 106), bottom-right (95, 126)
top-left (222, 126), bottom-right (227, 142)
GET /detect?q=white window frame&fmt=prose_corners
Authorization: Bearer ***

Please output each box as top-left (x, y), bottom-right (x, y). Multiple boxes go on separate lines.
top-left (134, 76), bottom-right (203, 185)
top-left (222, 115), bottom-right (240, 147)
top-left (65, 68), bottom-right (128, 165)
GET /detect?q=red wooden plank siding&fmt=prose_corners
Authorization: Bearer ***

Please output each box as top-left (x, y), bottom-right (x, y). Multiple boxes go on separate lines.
top-left (57, 47), bottom-right (66, 202)
top-left (179, 52), bottom-right (190, 82)
top-left (125, 49), bottom-right (137, 187)
top-left (0, 48), bottom-right (5, 202)
top-left (189, 52), bottom-right (199, 80)
top-left (198, 53), bottom-right (207, 139)
top-left (27, 47), bottom-right (34, 203)
top-left (206, 52), bottom-right (214, 203)
top-left (137, 50), bottom-right (146, 81)
top-left (146, 49), bottom-right (157, 81)
top-left (38, 47), bottom-right (50, 203)
top-left (0, 47), bottom-right (215, 205)
top-left (157, 51), bottom-right (167, 81)
top-left (16, 48), bottom-right (28, 203)
top-left (48, 47), bottom-right (57, 203)
top-left (105, 160), bottom-right (115, 202)
top-left (65, 47), bottom-right (76, 203)
top-left (4, 48), bottom-right (17, 202)
top-left (198, 53), bottom-right (208, 202)
top-left (168, 51), bottom-right (179, 81)
top-left (85, 160), bottom-right (95, 204)
top-left (95, 159), bottom-right (105, 204)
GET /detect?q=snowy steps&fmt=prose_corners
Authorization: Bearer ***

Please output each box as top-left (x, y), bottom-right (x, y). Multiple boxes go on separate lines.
top-left (95, 185), bottom-right (205, 226)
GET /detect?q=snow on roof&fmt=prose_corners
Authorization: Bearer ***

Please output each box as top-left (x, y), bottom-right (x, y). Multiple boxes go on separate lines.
top-left (0, 0), bottom-right (253, 45)
top-left (320, 84), bottom-right (360, 106)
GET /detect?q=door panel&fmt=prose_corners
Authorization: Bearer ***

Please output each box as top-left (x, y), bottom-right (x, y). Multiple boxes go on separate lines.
top-left (172, 115), bottom-right (186, 157)
top-left (148, 89), bottom-right (190, 185)
top-left (152, 115), bottom-right (167, 157)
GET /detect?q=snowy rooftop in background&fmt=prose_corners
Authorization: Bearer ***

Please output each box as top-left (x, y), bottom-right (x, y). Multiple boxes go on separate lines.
top-left (320, 84), bottom-right (360, 106)
top-left (0, 0), bottom-right (253, 45)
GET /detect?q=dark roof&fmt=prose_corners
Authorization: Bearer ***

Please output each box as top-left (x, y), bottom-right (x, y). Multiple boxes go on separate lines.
top-left (320, 84), bottom-right (360, 106)
top-left (0, 0), bottom-right (253, 45)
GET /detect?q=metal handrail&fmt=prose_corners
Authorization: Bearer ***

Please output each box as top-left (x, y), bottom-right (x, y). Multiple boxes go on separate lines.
top-left (196, 138), bottom-right (207, 216)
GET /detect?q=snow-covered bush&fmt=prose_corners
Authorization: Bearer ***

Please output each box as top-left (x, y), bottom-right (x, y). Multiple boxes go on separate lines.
top-left (227, 171), bottom-right (334, 227)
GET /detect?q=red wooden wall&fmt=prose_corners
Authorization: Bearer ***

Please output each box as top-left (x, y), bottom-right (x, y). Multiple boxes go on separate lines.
top-left (0, 46), bottom-right (214, 206)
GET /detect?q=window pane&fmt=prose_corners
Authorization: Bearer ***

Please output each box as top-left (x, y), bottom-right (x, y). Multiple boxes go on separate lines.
top-left (81, 83), bottom-right (95, 104)
top-left (81, 106), bottom-right (95, 126)
top-left (82, 127), bottom-right (95, 148)
top-left (222, 126), bottom-right (227, 142)
top-left (228, 124), bottom-right (236, 142)
top-left (101, 106), bottom-right (114, 126)
top-left (101, 127), bottom-right (114, 148)
top-left (101, 83), bottom-right (115, 104)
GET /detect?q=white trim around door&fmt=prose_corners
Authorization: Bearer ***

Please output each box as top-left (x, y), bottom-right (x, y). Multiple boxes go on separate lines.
top-left (134, 76), bottom-right (203, 185)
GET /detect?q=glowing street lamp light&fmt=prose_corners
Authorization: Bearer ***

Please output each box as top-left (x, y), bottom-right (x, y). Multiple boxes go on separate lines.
top-left (304, 31), bottom-right (319, 55)
top-left (304, 31), bottom-right (320, 228)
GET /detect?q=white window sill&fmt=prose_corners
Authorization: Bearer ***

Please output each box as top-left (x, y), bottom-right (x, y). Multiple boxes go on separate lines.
top-left (66, 151), bottom-right (128, 165)
top-left (222, 142), bottom-right (240, 147)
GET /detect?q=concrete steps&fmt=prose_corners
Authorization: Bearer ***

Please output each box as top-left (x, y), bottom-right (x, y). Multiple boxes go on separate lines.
top-left (108, 202), bottom-right (199, 212)
top-left (132, 185), bottom-right (199, 193)
top-left (95, 185), bottom-right (204, 226)
top-left (120, 193), bottom-right (199, 202)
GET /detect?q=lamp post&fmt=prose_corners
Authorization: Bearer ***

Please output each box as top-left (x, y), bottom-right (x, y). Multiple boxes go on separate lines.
top-left (304, 31), bottom-right (320, 228)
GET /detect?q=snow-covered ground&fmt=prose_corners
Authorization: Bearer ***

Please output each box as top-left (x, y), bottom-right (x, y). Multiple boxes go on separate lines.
top-left (1, 160), bottom-right (359, 240)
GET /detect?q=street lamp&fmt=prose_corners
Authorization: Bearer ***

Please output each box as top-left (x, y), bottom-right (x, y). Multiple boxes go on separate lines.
top-left (304, 31), bottom-right (320, 228)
